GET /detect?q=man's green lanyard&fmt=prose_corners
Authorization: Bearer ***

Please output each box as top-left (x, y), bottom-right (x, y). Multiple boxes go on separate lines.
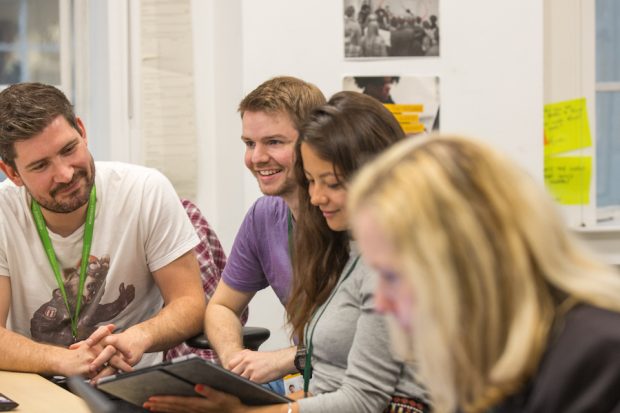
top-left (303, 255), bottom-right (361, 395)
top-left (31, 185), bottom-right (97, 341)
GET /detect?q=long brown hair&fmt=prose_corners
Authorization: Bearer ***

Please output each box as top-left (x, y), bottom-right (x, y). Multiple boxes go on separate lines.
top-left (287, 91), bottom-right (406, 341)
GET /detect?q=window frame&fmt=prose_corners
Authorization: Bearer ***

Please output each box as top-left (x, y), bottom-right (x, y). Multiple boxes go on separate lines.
top-left (0, 0), bottom-right (71, 92)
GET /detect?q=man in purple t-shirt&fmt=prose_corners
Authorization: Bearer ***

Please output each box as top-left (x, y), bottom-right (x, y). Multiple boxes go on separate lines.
top-left (205, 76), bottom-right (325, 384)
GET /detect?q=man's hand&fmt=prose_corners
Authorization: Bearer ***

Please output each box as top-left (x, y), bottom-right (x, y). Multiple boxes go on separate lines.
top-left (227, 347), bottom-right (296, 384)
top-left (69, 324), bottom-right (137, 380)
top-left (218, 343), bottom-right (246, 371)
top-left (56, 341), bottom-right (110, 378)
top-left (93, 326), bottom-right (152, 367)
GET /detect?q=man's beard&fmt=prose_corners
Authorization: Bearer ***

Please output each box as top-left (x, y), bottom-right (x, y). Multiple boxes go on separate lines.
top-left (258, 175), bottom-right (296, 198)
top-left (35, 158), bottom-right (96, 214)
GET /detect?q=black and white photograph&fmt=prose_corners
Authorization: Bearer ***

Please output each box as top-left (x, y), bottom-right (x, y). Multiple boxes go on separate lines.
top-left (343, 75), bottom-right (440, 133)
top-left (344, 0), bottom-right (440, 58)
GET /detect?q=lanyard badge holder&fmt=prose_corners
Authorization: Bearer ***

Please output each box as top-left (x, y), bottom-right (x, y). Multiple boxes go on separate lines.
top-left (31, 185), bottom-right (97, 342)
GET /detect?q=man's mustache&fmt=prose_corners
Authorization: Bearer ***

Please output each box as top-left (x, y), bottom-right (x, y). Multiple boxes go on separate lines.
top-left (50, 170), bottom-right (87, 197)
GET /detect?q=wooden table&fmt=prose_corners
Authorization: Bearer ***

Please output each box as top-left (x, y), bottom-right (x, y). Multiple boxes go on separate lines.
top-left (0, 371), bottom-right (90, 412)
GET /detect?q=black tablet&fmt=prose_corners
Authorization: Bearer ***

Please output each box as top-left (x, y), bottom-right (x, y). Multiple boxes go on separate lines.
top-left (96, 355), bottom-right (291, 408)
top-left (68, 376), bottom-right (144, 413)
top-left (0, 393), bottom-right (18, 412)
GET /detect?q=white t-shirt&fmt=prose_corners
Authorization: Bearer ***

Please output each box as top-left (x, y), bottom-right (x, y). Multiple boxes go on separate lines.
top-left (0, 162), bottom-right (199, 366)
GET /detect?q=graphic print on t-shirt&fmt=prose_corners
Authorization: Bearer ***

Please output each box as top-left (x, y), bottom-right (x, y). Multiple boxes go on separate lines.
top-left (30, 255), bottom-right (135, 346)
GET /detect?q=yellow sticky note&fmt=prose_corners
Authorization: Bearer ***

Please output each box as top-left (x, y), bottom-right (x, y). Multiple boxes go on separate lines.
top-left (544, 98), bottom-right (592, 155)
top-left (393, 113), bottom-right (420, 123)
top-left (401, 123), bottom-right (425, 134)
top-left (544, 156), bottom-right (591, 205)
top-left (383, 103), bottom-right (424, 114)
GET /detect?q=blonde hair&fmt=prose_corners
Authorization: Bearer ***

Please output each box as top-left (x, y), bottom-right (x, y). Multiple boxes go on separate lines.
top-left (349, 135), bottom-right (620, 413)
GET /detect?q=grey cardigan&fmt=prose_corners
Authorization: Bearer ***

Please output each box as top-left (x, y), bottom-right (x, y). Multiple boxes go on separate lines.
top-left (297, 243), bottom-right (428, 413)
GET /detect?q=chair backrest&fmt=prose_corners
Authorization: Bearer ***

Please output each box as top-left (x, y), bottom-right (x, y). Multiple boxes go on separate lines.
top-left (186, 326), bottom-right (270, 352)
top-left (164, 199), bottom-right (248, 363)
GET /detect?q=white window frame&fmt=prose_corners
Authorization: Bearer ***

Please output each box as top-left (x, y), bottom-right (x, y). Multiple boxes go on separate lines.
top-left (591, 0), bottom-right (620, 225)
top-left (544, 0), bottom-right (596, 229)
top-left (0, 0), bottom-right (72, 92)
top-left (544, 0), bottom-right (620, 265)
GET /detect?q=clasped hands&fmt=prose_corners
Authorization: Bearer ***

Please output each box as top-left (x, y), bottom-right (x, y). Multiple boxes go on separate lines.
top-left (65, 323), bottom-right (147, 382)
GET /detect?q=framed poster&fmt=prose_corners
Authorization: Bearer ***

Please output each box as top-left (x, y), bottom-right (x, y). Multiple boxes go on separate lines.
top-left (344, 0), bottom-right (439, 58)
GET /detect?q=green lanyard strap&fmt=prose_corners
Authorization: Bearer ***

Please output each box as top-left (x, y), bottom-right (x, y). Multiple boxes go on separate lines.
top-left (31, 185), bottom-right (97, 341)
top-left (287, 209), bottom-right (294, 259)
top-left (303, 255), bottom-right (361, 395)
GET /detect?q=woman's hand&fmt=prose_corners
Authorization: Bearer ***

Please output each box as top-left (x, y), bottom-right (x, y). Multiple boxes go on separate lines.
top-left (143, 385), bottom-right (246, 413)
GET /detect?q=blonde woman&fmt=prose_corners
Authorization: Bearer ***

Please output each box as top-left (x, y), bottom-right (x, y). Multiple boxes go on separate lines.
top-left (349, 135), bottom-right (620, 413)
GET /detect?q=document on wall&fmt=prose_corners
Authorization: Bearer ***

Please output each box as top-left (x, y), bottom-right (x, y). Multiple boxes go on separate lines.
top-left (544, 98), bottom-right (592, 156)
top-left (544, 156), bottom-right (592, 205)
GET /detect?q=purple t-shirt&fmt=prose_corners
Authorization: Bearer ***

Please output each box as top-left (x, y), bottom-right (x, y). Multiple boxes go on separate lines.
top-left (222, 196), bottom-right (292, 305)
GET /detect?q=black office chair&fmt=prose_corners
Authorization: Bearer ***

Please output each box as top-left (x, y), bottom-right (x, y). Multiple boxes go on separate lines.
top-left (186, 326), bottom-right (271, 352)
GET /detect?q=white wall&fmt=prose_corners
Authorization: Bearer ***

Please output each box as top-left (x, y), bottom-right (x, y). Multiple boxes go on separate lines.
top-left (232, 0), bottom-right (544, 350)
top-left (89, 0), bottom-right (620, 353)
top-left (104, 0), bottom-right (544, 351)
top-left (191, 0), bottom-right (246, 252)
top-left (241, 0), bottom-right (543, 186)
